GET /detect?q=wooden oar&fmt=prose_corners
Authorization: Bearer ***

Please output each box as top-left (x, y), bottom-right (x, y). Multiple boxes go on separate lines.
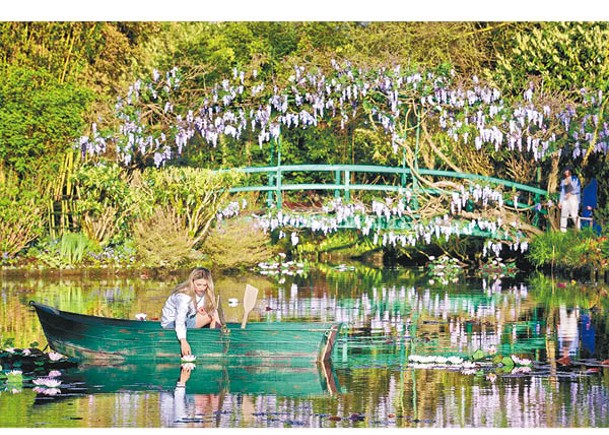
top-left (216, 295), bottom-right (226, 326)
top-left (241, 284), bottom-right (259, 329)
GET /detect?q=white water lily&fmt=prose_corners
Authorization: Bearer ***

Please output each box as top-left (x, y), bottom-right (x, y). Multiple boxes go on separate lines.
top-left (47, 351), bottom-right (64, 361)
top-left (135, 313), bottom-right (147, 321)
top-left (33, 386), bottom-right (61, 396)
top-left (33, 378), bottom-right (62, 388)
top-left (511, 355), bottom-right (532, 366)
top-left (7, 370), bottom-right (23, 378)
top-left (181, 363), bottom-right (196, 370)
top-left (48, 370), bottom-right (62, 378)
top-left (447, 356), bottom-right (464, 365)
top-left (461, 361), bottom-right (477, 369)
top-left (511, 366), bottom-right (532, 374)
top-left (181, 355), bottom-right (197, 362)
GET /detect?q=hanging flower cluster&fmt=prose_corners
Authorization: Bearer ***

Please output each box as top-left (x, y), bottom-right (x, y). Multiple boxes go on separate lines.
top-left (79, 67), bottom-right (181, 166)
top-left (216, 199), bottom-right (248, 221)
top-left (431, 80), bottom-right (609, 163)
top-left (450, 183), bottom-right (506, 214)
top-left (79, 62), bottom-right (609, 170)
top-left (254, 197), bottom-right (526, 256)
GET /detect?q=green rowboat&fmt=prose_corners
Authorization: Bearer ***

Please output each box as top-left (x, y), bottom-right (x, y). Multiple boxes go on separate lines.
top-left (30, 302), bottom-right (342, 364)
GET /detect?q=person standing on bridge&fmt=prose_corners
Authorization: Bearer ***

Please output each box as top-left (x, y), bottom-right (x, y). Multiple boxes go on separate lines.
top-left (558, 167), bottom-right (581, 232)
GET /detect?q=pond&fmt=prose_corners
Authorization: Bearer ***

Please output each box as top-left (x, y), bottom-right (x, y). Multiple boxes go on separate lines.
top-left (1, 265), bottom-right (608, 428)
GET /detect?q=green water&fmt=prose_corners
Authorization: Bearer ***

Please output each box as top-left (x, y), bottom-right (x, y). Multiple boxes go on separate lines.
top-left (1, 266), bottom-right (608, 428)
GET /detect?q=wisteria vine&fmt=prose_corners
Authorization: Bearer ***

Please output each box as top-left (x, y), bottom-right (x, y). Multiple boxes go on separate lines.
top-left (79, 62), bottom-right (609, 169)
top-left (76, 61), bottom-right (608, 257)
top-left (250, 196), bottom-right (528, 258)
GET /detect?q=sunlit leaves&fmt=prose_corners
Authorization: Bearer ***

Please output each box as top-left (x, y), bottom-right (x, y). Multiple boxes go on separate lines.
top-left (0, 65), bottom-right (92, 174)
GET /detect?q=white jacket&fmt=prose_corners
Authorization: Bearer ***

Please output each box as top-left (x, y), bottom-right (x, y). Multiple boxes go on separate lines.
top-left (161, 292), bottom-right (201, 340)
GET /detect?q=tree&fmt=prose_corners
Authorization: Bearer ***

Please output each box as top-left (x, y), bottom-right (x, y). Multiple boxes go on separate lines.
top-left (492, 22), bottom-right (609, 96)
top-left (0, 65), bottom-right (92, 175)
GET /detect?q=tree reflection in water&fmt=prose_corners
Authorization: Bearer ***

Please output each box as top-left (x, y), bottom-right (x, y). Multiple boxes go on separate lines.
top-left (1, 267), bottom-right (609, 428)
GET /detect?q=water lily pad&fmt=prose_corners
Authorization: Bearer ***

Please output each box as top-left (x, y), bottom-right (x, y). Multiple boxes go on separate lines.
top-left (501, 356), bottom-right (515, 368)
top-left (472, 349), bottom-right (485, 361)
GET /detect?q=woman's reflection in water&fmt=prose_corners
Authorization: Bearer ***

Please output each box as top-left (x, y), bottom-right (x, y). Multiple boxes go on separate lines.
top-left (160, 363), bottom-right (224, 426)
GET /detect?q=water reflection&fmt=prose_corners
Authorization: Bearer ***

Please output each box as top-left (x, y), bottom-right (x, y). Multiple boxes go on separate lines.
top-left (1, 267), bottom-right (609, 428)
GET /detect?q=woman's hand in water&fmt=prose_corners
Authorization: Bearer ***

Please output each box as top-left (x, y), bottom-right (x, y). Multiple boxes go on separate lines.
top-left (180, 338), bottom-right (192, 356)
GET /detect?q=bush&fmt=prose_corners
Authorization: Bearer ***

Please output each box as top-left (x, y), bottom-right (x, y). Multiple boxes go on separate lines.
top-left (31, 232), bottom-right (100, 269)
top-left (72, 162), bottom-right (132, 246)
top-left (0, 169), bottom-right (44, 260)
top-left (527, 229), bottom-right (609, 272)
top-left (131, 206), bottom-right (201, 268)
top-left (137, 166), bottom-right (243, 246)
top-left (202, 216), bottom-right (275, 270)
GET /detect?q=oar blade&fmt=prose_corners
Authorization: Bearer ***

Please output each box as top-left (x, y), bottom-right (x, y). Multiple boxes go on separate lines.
top-left (241, 284), bottom-right (259, 329)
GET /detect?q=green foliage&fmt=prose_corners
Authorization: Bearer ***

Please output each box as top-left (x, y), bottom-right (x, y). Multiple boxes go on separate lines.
top-left (58, 233), bottom-right (99, 265)
top-left (527, 230), bottom-right (579, 269)
top-left (295, 230), bottom-right (378, 260)
top-left (493, 22), bottom-right (609, 94)
top-left (32, 232), bottom-right (100, 269)
top-left (202, 216), bottom-right (275, 270)
top-left (0, 65), bottom-right (92, 175)
top-left (526, 272), bottom-right (609, 311)
top-left (72, 162), bottom-right (132, 245)
top-left (3, 21), bottom-right (609, 274)
top-left (476, 258), bottom-right (519, 279)
top-left (134, 166), bottom-right (243, 246)
top-left (0, 168), bottom-right (45, 259)
top-left (131, 206), bottom-right (200, 268)
top-left (124, 167), bottom-right (242, 267)
top-left (527, 229), bottom-right (609, 271)
top-left (471, 349), bottom-right (485, 361)
top-left (427, 255), bottom-right (465, 285)
top-left (0, 22), bottom-right (159, 104)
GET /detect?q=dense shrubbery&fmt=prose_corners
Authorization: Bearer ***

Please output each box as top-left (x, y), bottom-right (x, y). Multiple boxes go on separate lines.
top-left (0, 169), bottom-right (45, 260)
top-left (527, 229), bottom-right (609, 275)
top-left (0, 161), bottom-right (262, 270)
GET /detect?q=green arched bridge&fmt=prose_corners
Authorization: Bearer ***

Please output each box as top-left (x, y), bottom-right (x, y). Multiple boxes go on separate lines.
top-left (226, 164), bottom-right (548, 210)
top-left (221, 164), bottom-right (550, 241)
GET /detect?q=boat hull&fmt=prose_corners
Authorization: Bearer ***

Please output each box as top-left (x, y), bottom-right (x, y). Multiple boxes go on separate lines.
top-left (30, 302), bottom-right (342, 364)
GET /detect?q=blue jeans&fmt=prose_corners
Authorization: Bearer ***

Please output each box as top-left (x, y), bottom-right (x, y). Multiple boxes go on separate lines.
top-left (163, 316), bottom-right (197, 329)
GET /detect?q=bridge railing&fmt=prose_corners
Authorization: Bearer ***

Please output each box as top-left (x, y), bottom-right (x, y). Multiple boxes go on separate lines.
top-left (224, 164), bottom-right (548, 211)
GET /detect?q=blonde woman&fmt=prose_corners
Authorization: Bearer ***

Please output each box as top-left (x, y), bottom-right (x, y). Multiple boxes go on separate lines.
top-left (161, 267), bottom-right (222, 356)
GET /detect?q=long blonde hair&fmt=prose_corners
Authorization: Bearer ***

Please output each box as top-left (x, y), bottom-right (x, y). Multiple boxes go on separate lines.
top-left (172, 267), bottom-right (217, 313)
